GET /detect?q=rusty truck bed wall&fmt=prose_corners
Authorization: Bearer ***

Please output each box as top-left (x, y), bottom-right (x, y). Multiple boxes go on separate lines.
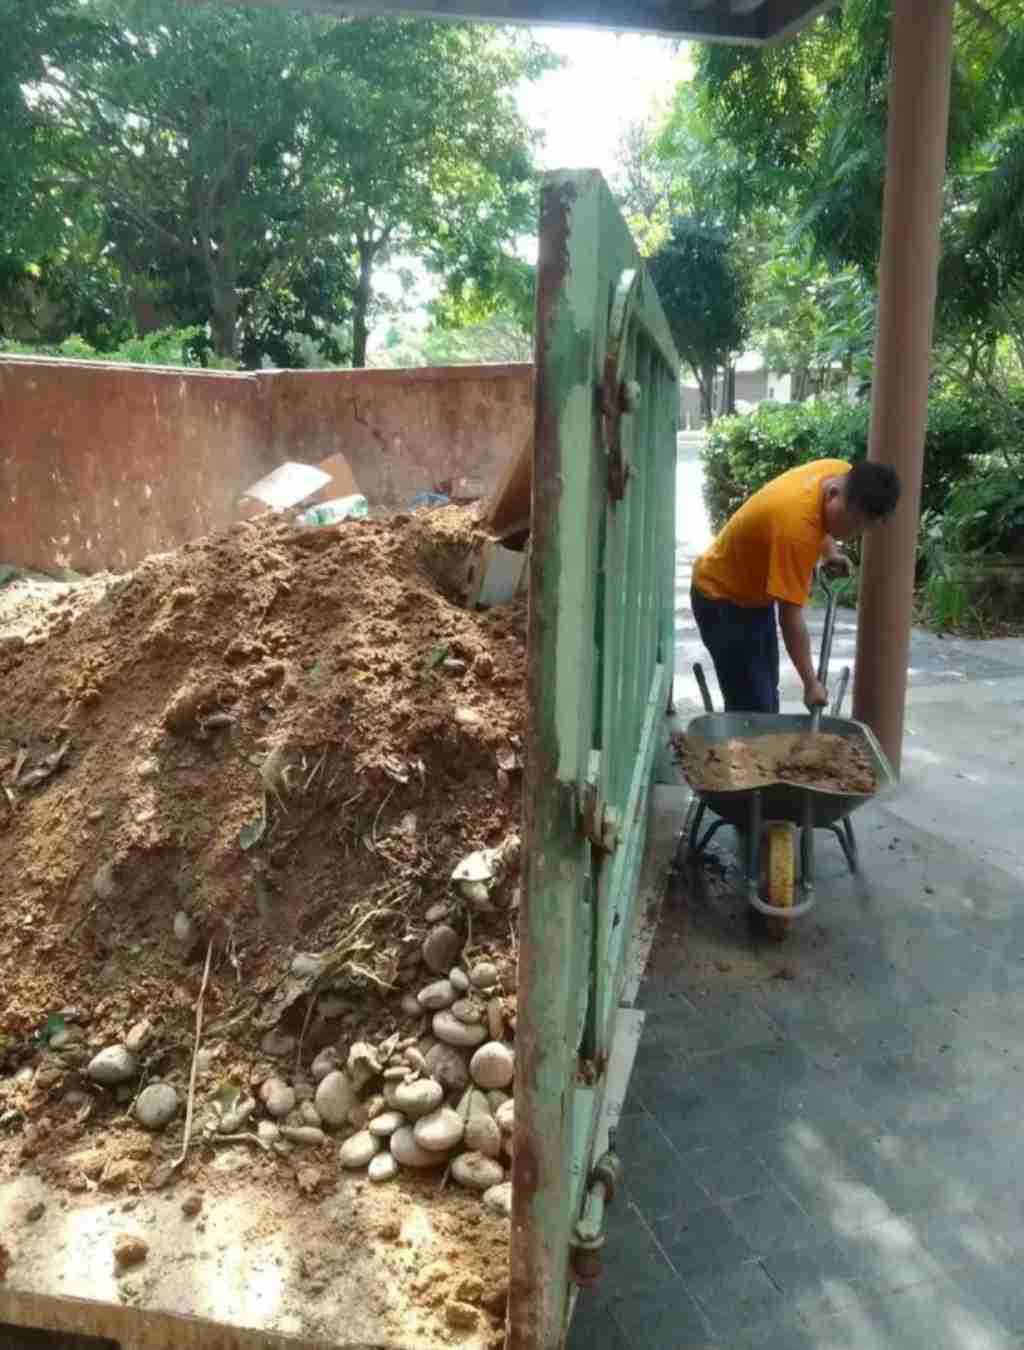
top-left (0, 357), bottom-right (533, 575)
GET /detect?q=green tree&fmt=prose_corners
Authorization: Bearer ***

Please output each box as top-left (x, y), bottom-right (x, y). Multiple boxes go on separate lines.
top-left (18, 1), bottom-right (553, 366)
top-left (647, 217), bottom-right (751, 423)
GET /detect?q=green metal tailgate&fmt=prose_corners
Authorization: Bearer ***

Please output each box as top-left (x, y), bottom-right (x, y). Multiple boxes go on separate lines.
top-left (510, 171), bottom-right (680, 1350)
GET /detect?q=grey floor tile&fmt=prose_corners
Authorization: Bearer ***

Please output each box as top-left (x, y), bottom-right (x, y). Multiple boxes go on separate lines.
top-left (799, 1279), bottom-right (1010, 1350)
top-left (607, 1281), bottom-right (715, 1349)
top-left (723, 1185), bottom-right (820, 1258)
top-left (683, 1260), bottom-right (785, 1341)
top-left (913, 1209), bottom-right (1015, 1271)
top-left (960, 1258), bottom-right (1024, 1333)
top-left (653, 1204), bottom-right (755, 1276)
top-left (602, 1200), bottom-right (679, 1295)
top-left (615, 1112), bottom-right (711, 1223)
top-left (682, 1143), bottom-right (775, 1204)
top-left (721, 1308), bottom-right (822, 1350)
top-left (566, 1293), bottom-right (633, 1350)
top-left (634, 1079), bottom-right (743, 1154)
top-left (839, 1217), bottom-right (946, 1294)
top-left (761, 1242), bottom-right (865, 1319)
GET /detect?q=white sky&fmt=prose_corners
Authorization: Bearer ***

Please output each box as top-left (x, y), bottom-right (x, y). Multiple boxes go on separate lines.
top-left (519, 27), bottom-right (690, 179)
top-left (373, 27), bottom-right (688, 332)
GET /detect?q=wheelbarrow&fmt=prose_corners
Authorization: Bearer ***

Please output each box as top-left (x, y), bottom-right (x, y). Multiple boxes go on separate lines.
top-left (684, 572), bottom-right (895, 939)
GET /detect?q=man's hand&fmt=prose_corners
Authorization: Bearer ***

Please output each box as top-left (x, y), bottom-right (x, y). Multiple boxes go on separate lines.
top-left (822, 551), bottom-right (853, 580)
top-left (803, 678), bottom-right (828, 710)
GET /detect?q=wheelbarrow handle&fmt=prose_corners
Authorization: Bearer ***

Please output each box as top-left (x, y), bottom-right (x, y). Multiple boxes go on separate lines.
top-left (809, 568), bottom-right (840, 734)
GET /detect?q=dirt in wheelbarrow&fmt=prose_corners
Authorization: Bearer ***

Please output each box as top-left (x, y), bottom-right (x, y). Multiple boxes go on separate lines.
top-left (674, 731), bottom-right (876, 796)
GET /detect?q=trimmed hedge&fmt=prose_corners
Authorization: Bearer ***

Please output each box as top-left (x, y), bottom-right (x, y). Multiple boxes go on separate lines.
top-left (701, 395), bottom-right (996, 533)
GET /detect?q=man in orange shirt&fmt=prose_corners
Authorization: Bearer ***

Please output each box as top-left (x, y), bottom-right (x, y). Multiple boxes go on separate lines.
top-left (692, 459), bottom-right (901, 714)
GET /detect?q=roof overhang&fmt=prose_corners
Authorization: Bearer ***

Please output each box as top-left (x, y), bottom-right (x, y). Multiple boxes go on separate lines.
top-left (239, 0), bottom-right (836, 44)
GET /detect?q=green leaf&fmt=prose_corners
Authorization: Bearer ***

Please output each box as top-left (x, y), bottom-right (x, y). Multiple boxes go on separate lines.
top-left (429, 645), bottom-right (450, 669)
top-left (239, 818), bottom-right (266, 851)
top-left (38, 1013), bottom-right (65, 1045)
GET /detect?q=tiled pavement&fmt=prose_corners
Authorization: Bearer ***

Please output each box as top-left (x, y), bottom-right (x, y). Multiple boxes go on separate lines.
top-left (567, 448), bottom-right (1024, 1349)
top-left (568, 812), bottom-right (1024, 1350)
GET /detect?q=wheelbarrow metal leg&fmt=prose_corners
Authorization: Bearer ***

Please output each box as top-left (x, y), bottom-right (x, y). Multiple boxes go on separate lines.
top-left (747, 789), bottom-right (763, 902)
top-left (800, 791), bottom-right (815, 899)
top-left (826, 818), bottom-right (859, 874)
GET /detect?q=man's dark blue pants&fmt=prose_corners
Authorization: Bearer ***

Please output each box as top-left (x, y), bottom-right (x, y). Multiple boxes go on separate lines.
top-left (691, 586), bottom-right (780, 714)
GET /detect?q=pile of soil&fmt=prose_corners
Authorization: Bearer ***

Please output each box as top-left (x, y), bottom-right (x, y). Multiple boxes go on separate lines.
top-left (675, 731), bottom-right (876, 795)
top-left (0, 508), bottom-right (525, 1338)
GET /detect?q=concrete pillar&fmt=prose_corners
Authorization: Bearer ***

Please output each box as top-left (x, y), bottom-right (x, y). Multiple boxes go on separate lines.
top-left (853, 0), bottom-right (954, 772)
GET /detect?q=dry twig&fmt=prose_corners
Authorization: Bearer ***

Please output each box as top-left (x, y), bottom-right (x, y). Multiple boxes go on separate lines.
top-left (171, 940), bottom-right (214, 1174)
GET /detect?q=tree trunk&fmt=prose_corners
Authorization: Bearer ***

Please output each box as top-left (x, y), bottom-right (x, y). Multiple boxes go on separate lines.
top-left (352, 242), bottom-right (374, 369)
top-left (210, 284), bottom-right (238, 361)
top-left (725, 364), bottom-right (736, 416)
top-left (699, 363), bottom-right (715, 425)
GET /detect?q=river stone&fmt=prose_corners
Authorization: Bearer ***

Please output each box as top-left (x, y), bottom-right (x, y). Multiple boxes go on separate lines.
top-left (394, 1078), bottom-right (443, 1119)
top-left (369, 1152), bottom-right (399, 1183)
top-left (258, 1120), bottom-right (280, 1142)
top-left (423, 981), bottom-right (462, 1015)
top-left (125, 1020), bottom-right (154, 1055)
top-left (368, 1110), bottom-right (405, 1138)
top-left (451, 999), bottom-right (482, 1024)
top-left (458, 1087), bottom-right (493, 1120)
top-left (413, 1106), bottom-right (464, 1152)
top-left (135, 1083), bottom-right (178, 1130)
top-left (391, 1125), bottom-right (442, 1168)
top-left (281, 1125), bottom-right (327, 1146)
top-left (310, 1048), bottom-right (338, 1083)
top-left (465, 1114), bottom-right (502, 1158)
top-left (400, 993), bottom-right (423, 1018)
top-left (469, 962), bottom-right (498, 990)
top-left (260, 1078), bottom-right (296, 1119)
top-left (260, 1029), bottom-right (296, 1058)
top-left (452, 1151), bottom-right (505, 1191)
top-left (300, 1101), bottom-right (322, 1128)
top-left (424, 903), bottom-right (450, 924)
top-left (449, 967), bottom-right (470, 994)
top-left (470, 1041), bottom-right (515, 1091)
top-left (403, 1047), bottom-right (427, 1075)
top-left (87, 1045), bottom-right (137, 1086)
top-left (49, 1027), bottom-right (84, 1051)
top-left (433, 1011), bottom-right (487, 1050)
top-left (315, 1071), bottom-right (358, 1127)
top-left (339, 1130), bottom-right (380, 1168)
top-left (382, 1079), bottom-right (404, 1110)
top-left (483, 1182), bottom-right (513, 1217)
top-left (422, 925), bottom-right (461, 975)
top-left (424, 1043), bottom-right (470, 1093)
top-left (495, 1099), bottom-right (515, 1135)
top-left (172, 910), bottom-right (193, 943)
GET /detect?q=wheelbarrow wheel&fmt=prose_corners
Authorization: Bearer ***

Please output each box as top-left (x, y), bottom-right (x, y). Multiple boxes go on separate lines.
top-left (760, 823), bottom-right (794, 942)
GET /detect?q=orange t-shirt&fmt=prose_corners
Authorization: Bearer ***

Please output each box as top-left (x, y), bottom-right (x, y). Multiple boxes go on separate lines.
top-left (694, 459), bottom-right (850, 608)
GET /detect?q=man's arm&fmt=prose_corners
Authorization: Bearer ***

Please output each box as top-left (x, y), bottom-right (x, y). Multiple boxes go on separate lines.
top-left (778, 601), bottom-right (828, 709)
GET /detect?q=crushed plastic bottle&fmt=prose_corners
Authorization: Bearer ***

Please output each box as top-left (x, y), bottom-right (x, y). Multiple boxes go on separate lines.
top-left (296, 494), bottom-right (369, 527)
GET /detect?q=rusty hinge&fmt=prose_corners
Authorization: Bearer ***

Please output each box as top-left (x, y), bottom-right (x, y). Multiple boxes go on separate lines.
top-left (570, 1146), bottom-right (623, 1286)
top-left (581, 750), bottom-right (620, 854)
top-left (602, 269), bottom-right (642, 504)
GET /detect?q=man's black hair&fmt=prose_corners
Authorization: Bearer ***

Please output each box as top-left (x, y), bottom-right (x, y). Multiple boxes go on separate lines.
top-left (843, 462), bottom-right (901, 520)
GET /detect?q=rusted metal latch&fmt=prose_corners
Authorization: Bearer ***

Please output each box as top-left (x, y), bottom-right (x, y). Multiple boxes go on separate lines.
top-left (570, 1146), bottom-right (623, 1286)
top-left (602, 268), bottom-right (643, 503)
top-left (581, 750), bottom-right (620, 854)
